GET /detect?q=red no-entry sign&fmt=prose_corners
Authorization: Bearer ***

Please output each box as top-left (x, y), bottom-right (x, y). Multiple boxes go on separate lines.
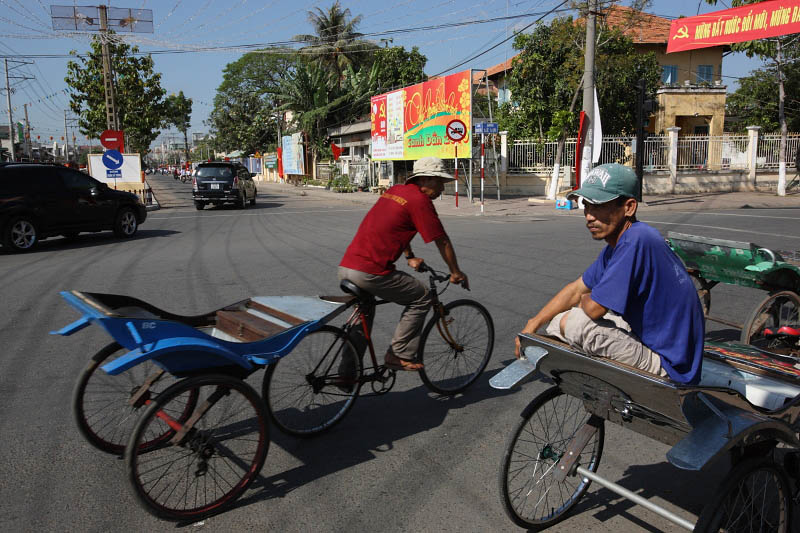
top-left (446, 119), bottom-right (467, 142)
top-left (100, 130), bottom-right (125, 152)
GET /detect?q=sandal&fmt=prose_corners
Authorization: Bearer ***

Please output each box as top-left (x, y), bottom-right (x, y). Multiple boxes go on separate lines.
top-left (384, 352), bottom-right (424, 371)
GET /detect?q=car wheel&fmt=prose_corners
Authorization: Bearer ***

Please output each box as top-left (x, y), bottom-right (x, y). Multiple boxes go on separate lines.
top-left (250, 188), bottom-right (256, 206)
top-left (113, 207), bottom-right (138, 238)
top-left (238, 192), bottom-right (247, 209)
top-left (194, 201), bottom-right (205, 210)
top-left (3, 216), bottom-right (39, 252)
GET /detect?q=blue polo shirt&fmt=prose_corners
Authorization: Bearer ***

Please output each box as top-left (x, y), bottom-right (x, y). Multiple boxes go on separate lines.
top-left (582, 222), bottom-right (704, 384)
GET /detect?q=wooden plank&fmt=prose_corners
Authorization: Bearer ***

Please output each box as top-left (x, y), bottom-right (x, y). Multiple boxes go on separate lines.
top-left (246, 300), bottom-right (305, 326)
top-left (215, 310), bottom-right (287, 342)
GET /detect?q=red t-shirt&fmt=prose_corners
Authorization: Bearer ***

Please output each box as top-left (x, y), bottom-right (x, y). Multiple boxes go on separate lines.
top-left (340, 183), bottom-right (446, 275)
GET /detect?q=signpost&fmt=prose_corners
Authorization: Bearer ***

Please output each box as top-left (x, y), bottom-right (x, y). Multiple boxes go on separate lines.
top-left (446, 119), bottom-right (467, 208)
top-left (472, 123), bottom-right (498, 214)
top-left (473, 122), bottom-right (499, 134)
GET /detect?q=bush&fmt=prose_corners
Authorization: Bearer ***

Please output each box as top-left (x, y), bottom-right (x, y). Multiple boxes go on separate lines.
top-left (330, 176), bottom-right (354, 193)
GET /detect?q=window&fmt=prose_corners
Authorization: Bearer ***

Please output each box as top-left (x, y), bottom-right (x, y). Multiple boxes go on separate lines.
top-left (696, 65), bottom-right (714, 84)
top-left (661, 65), bottom-right (678, 85)
top-left (59, 168), bottom-right (98, 190)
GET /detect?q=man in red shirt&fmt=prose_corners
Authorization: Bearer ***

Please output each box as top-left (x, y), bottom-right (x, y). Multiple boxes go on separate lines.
top-left (339, 157), bottom-right (469, 371)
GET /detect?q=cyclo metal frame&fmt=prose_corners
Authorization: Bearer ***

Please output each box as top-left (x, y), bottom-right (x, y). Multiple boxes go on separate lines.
top-left (492, 333), bottom-right (800, 531)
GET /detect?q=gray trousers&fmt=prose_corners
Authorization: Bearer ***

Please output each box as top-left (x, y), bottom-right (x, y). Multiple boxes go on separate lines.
top-left (338, 266), bottom-right (431, 360)
top-left (546, 307), bottom-right (667, 377)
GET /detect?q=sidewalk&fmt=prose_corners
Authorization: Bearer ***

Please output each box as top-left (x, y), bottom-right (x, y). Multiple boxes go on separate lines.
top-left (261, 181), bottom-right (800, 218)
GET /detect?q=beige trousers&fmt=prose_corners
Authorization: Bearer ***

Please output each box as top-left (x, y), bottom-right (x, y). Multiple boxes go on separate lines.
top-left (546, 307), bottom-right (667, 377)
top-left (338, 266), bottom-right (431, 360)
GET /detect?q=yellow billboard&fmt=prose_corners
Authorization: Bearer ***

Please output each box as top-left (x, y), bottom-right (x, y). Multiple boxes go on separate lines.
top-left (371, 70), bottom-right (471, 160)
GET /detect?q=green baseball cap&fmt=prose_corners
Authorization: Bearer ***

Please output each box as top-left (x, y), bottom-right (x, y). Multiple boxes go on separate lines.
top-left (568, 163), bottom-right (640, 204)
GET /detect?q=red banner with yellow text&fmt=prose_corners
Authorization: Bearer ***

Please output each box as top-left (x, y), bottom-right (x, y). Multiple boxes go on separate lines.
top-left (371, 70), bottom-right (471, 160)
top-left (668, 0), bottom-right (800, 53)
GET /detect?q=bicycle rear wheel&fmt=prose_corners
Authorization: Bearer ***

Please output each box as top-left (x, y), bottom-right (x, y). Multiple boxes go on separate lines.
top-left (419, 299), bottom-right (494, 395)
top-left (126, 374), bottom-right (269, 521)
top-left (262, 325), bottom-right (362, 437)
top-left (72, 342), bottom-right (197, 455)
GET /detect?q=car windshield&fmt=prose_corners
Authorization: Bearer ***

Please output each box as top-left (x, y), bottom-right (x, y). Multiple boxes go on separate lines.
top-left (196, 166), bottom-right (233, 179)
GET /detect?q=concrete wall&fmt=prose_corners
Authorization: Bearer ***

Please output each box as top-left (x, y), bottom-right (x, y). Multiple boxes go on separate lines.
top-left (655, 87), bottom-right (727, 136)
top-left (639, 44), bottom-right (723, 85)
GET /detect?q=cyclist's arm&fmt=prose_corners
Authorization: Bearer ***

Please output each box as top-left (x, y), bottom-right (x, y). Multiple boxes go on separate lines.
top-left (434, 234), bottom-right (468, 289)
top-left (403, 245), bottom-right (424, 271)
top-left (516, 277), bottom-right (590, 357)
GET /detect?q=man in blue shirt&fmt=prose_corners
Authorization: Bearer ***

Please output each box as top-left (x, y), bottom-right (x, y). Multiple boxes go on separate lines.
top-left (516, 163), bottom-right (704, 384)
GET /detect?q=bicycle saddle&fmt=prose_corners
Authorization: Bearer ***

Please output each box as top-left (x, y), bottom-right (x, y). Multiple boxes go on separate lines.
top-left (339, 279), bottom-right (375, 304)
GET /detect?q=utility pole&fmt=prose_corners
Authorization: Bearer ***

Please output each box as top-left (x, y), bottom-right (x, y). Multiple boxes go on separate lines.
top-left (579, 0), bottom-right (598, 184)
top-left (4, 59), bottom-right (13, 162)
top-left (98, 5), bottom-right (119, 131)
top-left (64, 110), bottom-right (70, 163)
top-left (2, 58), bottom-right (33, 162)
top-left (23, 103), bottom-right (31, 159)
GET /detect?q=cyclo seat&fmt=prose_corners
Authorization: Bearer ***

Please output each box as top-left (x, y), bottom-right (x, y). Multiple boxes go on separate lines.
top-left (339, 279), bottom-right (375, 305)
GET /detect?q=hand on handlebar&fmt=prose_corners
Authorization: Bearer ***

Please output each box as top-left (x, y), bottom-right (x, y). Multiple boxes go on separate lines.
top-left (407, 257), bottom-right (425, 272)
top-left (450, 270), bottom-right (469, 290)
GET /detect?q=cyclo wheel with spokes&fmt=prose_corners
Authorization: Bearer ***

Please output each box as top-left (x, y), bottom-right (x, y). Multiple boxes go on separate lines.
top-left (419, 300), bottom-right (494, 395)
top-left (695, 456), bottom-right (792, 532)
top-left (72, 342), bottom-right (197, 455)
top-left (126, 374), bottom-right (270, 521)
top-left (262, 325), bottom-right (362, 437)
top-left (498, 386), bottom-right (604, 530)
top-left (741, 291), bottom-right (800, 347)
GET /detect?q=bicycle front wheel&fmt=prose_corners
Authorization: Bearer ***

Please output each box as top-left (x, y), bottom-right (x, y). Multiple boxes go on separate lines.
top-left (419, 299), bottom-right (494, 395)
top-left (72, 341), bottom-right (197, 455)
top-left (126, 374), bottom-right (269, 521)
top-left (498, 386), bottom-right (604, 530)
top-left (262, 325), bottom-right (362, 437)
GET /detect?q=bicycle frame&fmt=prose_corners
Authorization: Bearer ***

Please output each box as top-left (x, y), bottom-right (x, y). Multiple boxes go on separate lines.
top-left (306, 269), bottom-right (462, 387)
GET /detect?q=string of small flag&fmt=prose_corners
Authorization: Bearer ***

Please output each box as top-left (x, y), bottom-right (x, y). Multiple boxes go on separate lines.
top-left (10, 87), bottom-right (70, 112)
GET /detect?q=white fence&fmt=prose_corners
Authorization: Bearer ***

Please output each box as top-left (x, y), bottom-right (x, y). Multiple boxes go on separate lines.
top-left (508, 133), bottom-right (800, 174)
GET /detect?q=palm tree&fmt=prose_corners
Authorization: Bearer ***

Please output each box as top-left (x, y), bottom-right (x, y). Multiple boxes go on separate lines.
top-left (293, 2), bottom-right (375, 84)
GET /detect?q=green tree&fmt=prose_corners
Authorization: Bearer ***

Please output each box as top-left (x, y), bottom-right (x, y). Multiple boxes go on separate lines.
top-left (208, 50), bottom-right (298, 154)
top-left (163, 91), bottom-right (193, 162)
top-left (275, 62), bottom-right (341, 176)
top-left (726, 63), bottom-right (800, 132)
top-left (293, 1), bottom-right (376, 84)
top-left (371, 45), bottom-right (428, 90)
top-left (65, 36), bottom-right (166, 154)
top-left (497, 16), bottom-right (660, 140)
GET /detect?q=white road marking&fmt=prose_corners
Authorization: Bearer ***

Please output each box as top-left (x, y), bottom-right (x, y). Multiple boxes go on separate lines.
top-left (643, 219), bottom-right (800, 240)
top-left (148, 208), bottom-right (365, 220)
top-left (672, 211), bottom-right (800, 220)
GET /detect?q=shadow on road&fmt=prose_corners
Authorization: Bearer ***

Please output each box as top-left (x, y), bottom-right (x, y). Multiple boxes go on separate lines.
top-left (198, 202), bottom-right (284, 211)
top-left (0, 229), bottom-right (181, 255)
top-left (220, 376), bottom-right (514, 517)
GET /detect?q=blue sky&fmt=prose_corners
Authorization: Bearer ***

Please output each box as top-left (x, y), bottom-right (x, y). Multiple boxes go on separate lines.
top-left (0, 0), bottom-right (765, 149)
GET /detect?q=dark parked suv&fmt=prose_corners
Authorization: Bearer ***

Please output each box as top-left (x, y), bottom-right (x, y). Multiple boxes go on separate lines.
top-left (192, 162), bottom-right (257, 210)
top-left (0, 163), bottom-right (147, 252)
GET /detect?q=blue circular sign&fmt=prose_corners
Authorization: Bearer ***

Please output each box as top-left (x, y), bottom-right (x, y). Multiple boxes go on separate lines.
top-left (102, 149), bottom-right (123, 170)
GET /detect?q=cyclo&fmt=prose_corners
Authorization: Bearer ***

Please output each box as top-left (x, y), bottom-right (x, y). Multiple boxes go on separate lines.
top-left (54, 264), bottom-right (493, 521)
top-left (492, 332), bottom-right (800, 532)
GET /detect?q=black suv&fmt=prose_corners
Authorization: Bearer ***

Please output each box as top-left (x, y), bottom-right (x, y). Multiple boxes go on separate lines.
top-left (192, 162), bottom-right (257, 210)
top-left (0, 163), bottom-right (147, 252)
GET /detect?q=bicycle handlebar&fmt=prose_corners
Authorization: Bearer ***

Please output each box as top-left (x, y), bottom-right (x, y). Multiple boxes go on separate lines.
top-left (418, 262), bottom-right (453, 284)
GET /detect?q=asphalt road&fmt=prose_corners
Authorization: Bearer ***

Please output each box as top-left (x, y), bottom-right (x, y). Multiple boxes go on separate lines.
top-left (1, 177), bottom-right (798, 532)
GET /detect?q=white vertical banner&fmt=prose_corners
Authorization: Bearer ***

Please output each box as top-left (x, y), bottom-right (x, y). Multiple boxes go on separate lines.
top-left (592, 87), bottom-right (602, 164)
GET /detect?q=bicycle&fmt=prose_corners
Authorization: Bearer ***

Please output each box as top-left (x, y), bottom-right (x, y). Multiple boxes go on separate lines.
top-left (261, 263), bottom-right (495, 437)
